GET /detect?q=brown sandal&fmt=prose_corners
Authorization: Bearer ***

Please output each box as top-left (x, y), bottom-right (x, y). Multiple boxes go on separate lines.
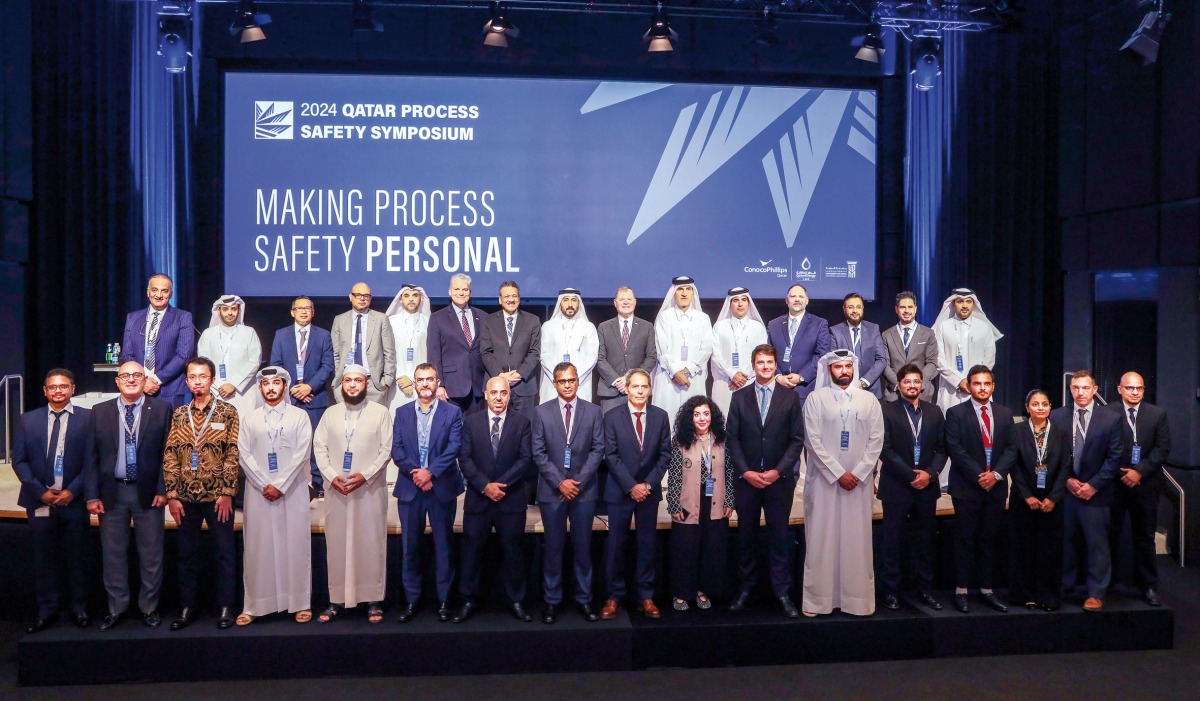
top-left (235, 612), bottom-right (255, 626)
top-left (294, 609), bottom-right (313, 623)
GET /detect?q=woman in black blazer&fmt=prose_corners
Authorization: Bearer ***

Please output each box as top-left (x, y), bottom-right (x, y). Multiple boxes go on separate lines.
top-left (1009, 389), bottom-right (1072, 611)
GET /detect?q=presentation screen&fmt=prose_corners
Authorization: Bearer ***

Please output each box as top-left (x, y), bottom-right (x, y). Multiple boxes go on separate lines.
top-left (224, 72), bottom-right (877, 299)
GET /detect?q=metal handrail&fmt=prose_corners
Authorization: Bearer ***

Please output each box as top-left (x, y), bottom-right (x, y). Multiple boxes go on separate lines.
top-left (1161, 465), bottom-right (1186, 567)
top-left (2, 374), bottom-right (26, 463)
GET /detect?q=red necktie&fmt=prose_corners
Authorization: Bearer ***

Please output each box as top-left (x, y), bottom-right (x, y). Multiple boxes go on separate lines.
top-left (980, 405), bottom-right (993, 470)
top-left (460, 309), bottom-right (473, 346)
top-left (634, 411), bottom-right (644, 446)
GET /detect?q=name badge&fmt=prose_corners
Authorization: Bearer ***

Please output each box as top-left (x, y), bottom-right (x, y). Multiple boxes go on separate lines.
top-left (125, 443), bottom-right (137, 468)
top-left (732, 352), bottom-right (740, 367)
top-left (190, 451), bottom-right (199, 471)
top-left (295, 363), bottom-right (305, 382)
top-left (54, 455), bottom-right (64, 478)
top-left (419, 445), bottom-right (429, 468)
top-left (407, 347), bottom-right (415, 362)
top-left (840, 431), bottom-right (850, 451)
top-left (219, 363), bottom-right (227, 380)
top-left (212, 422), bottom-right (225, 431)
top-left (268, 452), bottom-right (279, 472)
top-left (342, 451), bottom-right (354, 472)
top-left (984, 447), bottom-right (993, 468)
top-left (1036, 465), bottom-right (1047, 489)
top-left (1131, 444), bottom-right (1142, 465)
top-left (34, 506), bottom-right (50, 518)
top-left (563, 353), bottom-right (571, 363)
top-left (955, 354), bottom-right (964, 373)
top-left (913, 445), bottom-right (922, 465)
top-left (564, 448), bottom-right (572, 470)
top-left (705, 477), bottom-right (715, 497)
top-left (782, 347), bottom-right (792, 363)
top-left (681, 345), bottom-right (689, 361)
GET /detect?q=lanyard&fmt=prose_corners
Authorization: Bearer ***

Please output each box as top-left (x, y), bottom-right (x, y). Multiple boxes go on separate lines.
top-left (263, 406), bottom-right (286, 454)
top-left (416, 400), bottom-right (437, 448)
top-left (955, 319), bottom-right (970, 355)
top-left (978, 406), bottom-right (993, 445)
top-left (835, 390), bottom-right (853, 432)
top-left (1030, 421), bottom-right (1049, 465)
top-left (217, 327), bottom-right (237, 364)
top-left (676, 309), bottom-right (692, 344)
top-left (121, 399), bottom-right (143, 444)
top-left (1124, 407), bottom-right (1138, 444)
top-left (343, 406), bottom-right (363, 446)
top-left (699, 434), bottom-right (713, 480)
top-left (188, 399), bottom-right (218, 447)
top-left (402, 314), bottom-right (422, 351)
top-left (905, 404), bottom-right (922, 444)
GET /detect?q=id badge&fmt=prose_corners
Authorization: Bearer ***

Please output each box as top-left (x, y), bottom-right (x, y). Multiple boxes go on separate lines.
top-left (125, 443), bottom-right (137, 467)
top-left (295, 363), bottom-right (305, 382)
top-left (1131, 444), bottom-right (1142, 465)
top-left (563, 353), bottom-right (571, 363)
top-left (219, 363), bottom-right (227, 380)
top-left (564, 448), bottom-right (572, 470)
top-left (681, 345), bottom-right (689, 362)
top-left (732, 352), bottom-right (740, 368)
top-left (984, 447), bottom-right (993, 468)
top-left (54, 455), bottom-right (64, 478)
top-left (342, 451), bottom-right (354, 472)
top-left (913, 445), bottom-right (922, 465)
top-left (34, 506), bottom-right (50, 518)
top-left (190, 451), bottom-right (199, 471)
top-left (268, 452), bottom-right (279, 472)
top-left (1036, 467), bottom-right (1047, 489)
top-left (407, 347), bottom-right (415, 362)
top-left (782, 347), bottom-right (792, 363)
top-left (705, 477), bottom-right (715, 497)
top-left (840, 430), bottom-right (850, 451)
top-left (955, 354), bottom-right (963, 373)
top-left (419, 445), bottom-right (429, 468)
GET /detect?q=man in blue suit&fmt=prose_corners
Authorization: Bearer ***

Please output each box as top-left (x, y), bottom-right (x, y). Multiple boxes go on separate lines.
top-left (766, 283), bottom-right (831, 405)
top-left (11, 368), bottom-right (94, 633)
top-left (452, 376), bottom-right (535, 623)
top-left (270, 295), bottom-right (335, 494)
top-left (120, 274), bottom-right (195, 409)
top-left (1051, 369), bottom-right (1124, 612)
top-left (427, 273), bottom-right (487, 414)
top-left (829, 292), bottom-right (888, 398)
top-left (390, 362), bottom-right (464, 624)
top-left (600, 368), bottom-right (672, 620)
top-left (532, 362), bottom-right (605, 623)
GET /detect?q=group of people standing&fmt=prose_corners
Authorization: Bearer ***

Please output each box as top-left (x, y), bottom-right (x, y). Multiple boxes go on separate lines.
top-left (10, 274), bottom-right (1170, 634)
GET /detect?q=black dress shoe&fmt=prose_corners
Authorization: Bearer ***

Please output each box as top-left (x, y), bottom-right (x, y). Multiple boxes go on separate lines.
top-left (451, 601), bottom-right (476, 624)
top-left (541, 603), bottom-right (558, 624)
top-left (144, 610), bottom-right (161, 628)
top-left (74, 612), bottom-right (91, 628)
top-left (577, 602), bottom-right (599, 622)
top-left (919, 591), bottom-right (942, 610)
top-left (729, 591), bottom-right (751, 612)
top-left (883, 593), bottom-right (900, 610)
top-left (99, 613), bottom-right (124, 631)
top-left (217, 607), bottom-right (235, 630)
top-left (1145, 588), bottom-right (1161, 607)
top-left (170, 608), bottom-right (195, 631)
top-left (25, 618), bottom-right (51, 634)
top-left (953, 594), bottom-right (970, 613)
top-left (397, 604), bottom-right (418, 623)
top-left (979, 592), bottom-right (1008, 613)
top-left (510, 602), bottom-right (533, 622)
top-left (437, 602), bottom-right (452, 622)
top-left (779, 595), bottom-right (799, 619)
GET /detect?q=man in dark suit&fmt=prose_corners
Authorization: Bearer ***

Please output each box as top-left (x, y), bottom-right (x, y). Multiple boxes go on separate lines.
top-left (944, 364), bottom-right (1017, 613)
top-left (600, 368), bottom-right (671, 620)
top-left (726, 344), bottom-right (805, 618)
top-left (427, 273), bottom-right (487, 414)
top-left (829, 292), bottom-right (888, 398)
top-left (1108, 371), bottom-right (1171, 606)
top-left (480, 280), bottom-right (541, 418)
top-left (390, 363), bottom-right (464, 623)
top-left (880, 291), bottom-right (939, 402)
top-left (1051, 369), bottom-right (1124, 612)
top-left (11, 368), bottom-right (94, 633)
top-left (766, 283), bottom-right (831, 404)
top-left (453, 376), bottom-right (535, 623)
top-left (878, 364), bottom-right (947, 611)
top-left (120, 274), bottom-right (196, 409)
top-left (85, 361), bottom-right (172, 630)
top-left (595, 286), bottom-right (658, 412)
top-left (532, 362), bottom-right (606, 623)
top-left (270, 295), bottom-right (336, 495)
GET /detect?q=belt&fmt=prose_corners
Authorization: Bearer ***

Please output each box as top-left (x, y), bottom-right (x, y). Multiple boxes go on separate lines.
top-left (115, 477), bottom-right (137, 485)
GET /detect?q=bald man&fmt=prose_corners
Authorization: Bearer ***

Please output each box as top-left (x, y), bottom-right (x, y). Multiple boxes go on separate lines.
top-left (331, 282), bottom-right (397, 405)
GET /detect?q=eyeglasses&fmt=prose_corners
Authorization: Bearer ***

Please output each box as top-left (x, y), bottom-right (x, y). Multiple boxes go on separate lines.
top-left (350, 293), bottom-right (372, 301)
top-left (292, 305), bottom-right (314, 312)
top-left (554, 378), bottom-right (579, 385)
top-left (117, 373), bottom-right (146, 381)
top-left (44, 384), bottom-right (72, 392)
top-left (1121, 386), bottom-right (1145, 392)
top-left (186, 374), bottom-right (212, 382)
top-left (414, 377), bottom-right (438, 385)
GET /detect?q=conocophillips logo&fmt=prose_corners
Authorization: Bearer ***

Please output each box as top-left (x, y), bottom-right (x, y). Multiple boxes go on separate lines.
top-left (744, 258), bottom-right (788, 275)
top-left (255, 101), bottom-right (293, 139)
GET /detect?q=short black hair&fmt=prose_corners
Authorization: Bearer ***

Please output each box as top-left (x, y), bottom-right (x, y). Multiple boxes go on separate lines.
top-left (44, 368), bottom-right (75, 385)
top-left (967, 364), bottom-right (994, 383)
top-left (897, 363), bottom-right (923, 382)
top-left (187, 356), bottom-right (217, 378)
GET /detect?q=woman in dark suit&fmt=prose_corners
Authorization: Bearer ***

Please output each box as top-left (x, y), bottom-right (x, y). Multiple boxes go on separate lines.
top-left (666, 396), bottom-right (734, 611)
top-left (1009, 389), bottom-right (1072, 611)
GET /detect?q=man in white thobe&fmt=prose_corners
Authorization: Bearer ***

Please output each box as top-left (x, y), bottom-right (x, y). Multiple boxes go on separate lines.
top-left (237, 366), bottom-right (313, 625)
top-left (653, 276), bottom-right (713, 430)
top-left (932, 288), bottom-right (1004, 413)
top-left (386, 284), bottom-right (430, 413)
top-left (539, 288), bottom-right (599, 403)
top-left (313, 365), bottom-right (393, 621)
top-left (197, 295), bottom-right (262, 418)
top-left (802, 349), bottom-right (884, 617)
top-left (710, 286), bottom-right (769, 416)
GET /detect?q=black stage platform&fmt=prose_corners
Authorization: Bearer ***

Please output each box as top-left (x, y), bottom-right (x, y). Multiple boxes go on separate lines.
top-left (18, 592), bottom-right (1173, 686)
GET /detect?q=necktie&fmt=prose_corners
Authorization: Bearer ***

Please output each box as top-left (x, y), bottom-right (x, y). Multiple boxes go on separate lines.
top-left (47, 410), bottom-right (64, 464)
top-left (299, 328), bottom-right (308, 364)
top-left (1128, 407), bottom-right (1136, 431)
top-left (353, 314), bottom-right (364, 365)
top-left (491, 416), bottom-right (501, 455)
top-left (634, 411), bottom-right (644, 447)
top-left (902, 326), bottom-right (911, 352)
top-left (980, 405), bottom-right (992, 452)
top-left (124, 404), bottom-right (138, 481)
top-left (621, 320), bottom-right (630, 350)
top-left (461, 310), bottom-right (473, 346)
top-left (564, 402), bottom-right (573, 438)
top-left (852, 326), bottom-right (860, 353)
top-left (506, 315), bottom-right (514, 345)
top-left (145, 312), bottom-right (160, 373)
top-left (759, 386), bottom-right (770, 425)
top-left (1074, 408), bottom-right (1088, 472)
top-left (788, 316), bottom-right (797, 340)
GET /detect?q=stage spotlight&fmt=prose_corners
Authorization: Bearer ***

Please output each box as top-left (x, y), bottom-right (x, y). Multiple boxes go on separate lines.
top-left (855, 18), bottom-right (885, 63)
top-left (754, 6), bottom-right (779, 48)
top-left (229, 0), bottom-right (271, 43)
top-left (351, 0), bottom-right (384, 43)
top-left (1120, 7), bottom-right (1171, 65)
top-left (157, 2), bottom-right (191, 73)
top-left (483, 2), bottom-right (519, 48)
top-left (911, 36), bottom-right (941, 91)
top-left (643, 3), bottom-right (678, 53)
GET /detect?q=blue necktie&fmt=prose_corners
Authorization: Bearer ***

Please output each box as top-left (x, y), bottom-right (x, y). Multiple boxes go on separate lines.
top-left (902, 326), bottom-right (911, 352)
top-left (852, 326), bottom-right (860, 353)
top-left (145, 312), bottom-right (160, 373)
top-left (353, 314), bottom-right (364, 365)
top-left (1128, 407), bottom-right (1136, 430)
top-left (124, 403), bottom-right (138, 480)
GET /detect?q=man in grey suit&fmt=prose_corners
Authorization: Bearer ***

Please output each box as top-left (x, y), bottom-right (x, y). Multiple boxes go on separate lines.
top-left (480, 280), bottom-right (541, 418)
top-left (881, 291), bottom-right (939, 402)
top-left (532, 362), bottom-right (605, 623)
top-left (595, 286), bottom-right (658, 412)
top-left (331, 282), bottom-right (397, 405)
top-left (829, 292), bottom-right (887, 398)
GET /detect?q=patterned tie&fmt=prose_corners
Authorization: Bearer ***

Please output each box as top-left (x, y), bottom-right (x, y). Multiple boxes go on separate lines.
top-left (621, 320), bottom-right (630, 350)
top-left (353, 314), bottom-right (364, 365)
top-left (491, 416), bottom-right (501, 455)
top-left (46, 410), bottom-right (64, 464)
top-left (980, 405), bottom-right (992, 470)
top-left (902, 326), bottom-right (911, 353)
top-left (634, 411), bottom-right (644, 447)
top-left (1128, 407), bottom-right (1136, 432)
top-left (145, 311), bottom-right (161, 373)
top-left (461, 309), bottom-right (473, 346)
top-left (1074, 408), bottom-right (1087, 472)
top-left (564, 402), bottom-right (573, 438)
top-left (299, 328), bottom-right (308, 364)
top-left (852, 326), bottom-right (860, 353)
top-left (788, 316), bottom-right (797, 341)
top-left (506, 315), bottom-right (515, 345)
top-left (759, 385), bottom-right (770, 425)
top-left (124, 403), bottom-right (138, 480)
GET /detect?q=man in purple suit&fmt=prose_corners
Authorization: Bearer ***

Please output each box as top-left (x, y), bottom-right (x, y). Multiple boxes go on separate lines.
top-left (765, 284), bottom-right (831, 405)
top-left (120, 274), bottom-right (196, 409)
top-left (829, 292), bottom-right (888, 398)
top-left (427, 273), bottom-right (487, 414)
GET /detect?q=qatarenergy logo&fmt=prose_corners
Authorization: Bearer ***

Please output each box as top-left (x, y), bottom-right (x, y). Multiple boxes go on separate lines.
top-left (255, 101), bottom-right (294, 139)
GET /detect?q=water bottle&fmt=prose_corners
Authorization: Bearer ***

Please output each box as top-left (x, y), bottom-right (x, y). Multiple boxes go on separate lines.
top-left (106, 343), bottom-right (114, 364)
top-left (113, 342), bottom-right (122, 363)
